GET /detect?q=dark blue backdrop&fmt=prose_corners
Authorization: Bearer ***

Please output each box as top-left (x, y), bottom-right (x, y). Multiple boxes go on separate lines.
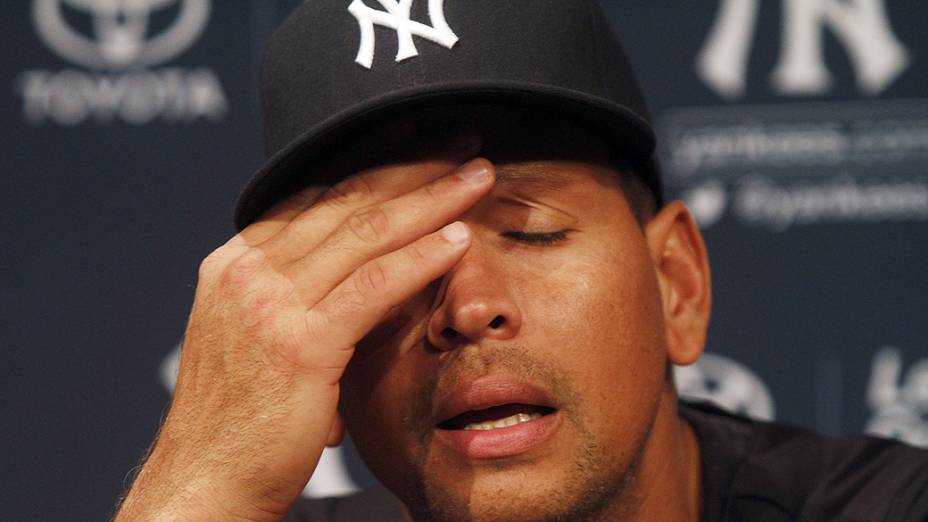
top-left (3, 1), bottom-right (926, 519)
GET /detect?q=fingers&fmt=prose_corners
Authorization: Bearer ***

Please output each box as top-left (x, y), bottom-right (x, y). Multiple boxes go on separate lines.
top-left (261, 153), bottom-right (481, 267)
top-left (249, 127), bottom-right (482, 258)
top-left (239, 186), bottom-right (329, 247)
top-left (285, 158), bottom-right (494, 305)
top-left (307, 222), bottom-right (472, 349)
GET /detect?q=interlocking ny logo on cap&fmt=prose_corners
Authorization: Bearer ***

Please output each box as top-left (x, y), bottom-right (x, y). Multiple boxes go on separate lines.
top-left (348, 0), bottom-right (458, 69)
top-left (33, 0), bottom-right (210, 70)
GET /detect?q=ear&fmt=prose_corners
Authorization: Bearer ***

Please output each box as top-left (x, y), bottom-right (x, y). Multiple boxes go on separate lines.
top-left (644, 201), bottom-right (712, 366)
top-left (326, 413), bottom-right (346, 447)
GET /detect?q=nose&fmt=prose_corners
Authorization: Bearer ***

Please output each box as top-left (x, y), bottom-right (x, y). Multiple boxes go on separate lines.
top-left (426, 246), bottom-right (522, 350)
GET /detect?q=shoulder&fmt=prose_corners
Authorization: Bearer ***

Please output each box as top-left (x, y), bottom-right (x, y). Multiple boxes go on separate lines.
top-left (281, 485), bottom-right (405, 522)
top-left (681, 400), bottom-right (928, 521)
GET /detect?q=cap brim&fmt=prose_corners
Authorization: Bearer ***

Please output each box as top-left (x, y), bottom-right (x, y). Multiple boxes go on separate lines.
top-left (234, 80), bottom-right (659, 230)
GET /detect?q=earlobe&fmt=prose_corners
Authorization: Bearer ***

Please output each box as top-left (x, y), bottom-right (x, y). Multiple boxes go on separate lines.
top-left (644, 202), bottom-right (712, 366)
top-left (326, 413), bottom-right (346, 447)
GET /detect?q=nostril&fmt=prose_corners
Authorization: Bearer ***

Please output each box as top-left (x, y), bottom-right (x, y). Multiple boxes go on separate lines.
top-left (489, 316), bottom-right (505, 329)
top-left (441, 327), bottom-right (458, 340)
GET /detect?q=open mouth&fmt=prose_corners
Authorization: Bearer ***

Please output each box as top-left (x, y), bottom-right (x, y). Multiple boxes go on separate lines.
top-left (438, 403), bottom-right (557, 431)
top-left (432, 379), bottom-right (562, 458)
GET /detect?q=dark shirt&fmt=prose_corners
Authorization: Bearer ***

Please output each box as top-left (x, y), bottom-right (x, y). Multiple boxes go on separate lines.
top-left (284, 401), bottom-right (928, 521)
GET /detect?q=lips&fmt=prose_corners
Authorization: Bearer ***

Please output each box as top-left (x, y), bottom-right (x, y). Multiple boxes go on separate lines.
top-left (433, 377), bottom-right (561, 459)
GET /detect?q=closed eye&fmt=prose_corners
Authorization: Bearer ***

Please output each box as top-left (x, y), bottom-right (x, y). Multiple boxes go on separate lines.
top-left (501, 230), bottom-right (570, 245)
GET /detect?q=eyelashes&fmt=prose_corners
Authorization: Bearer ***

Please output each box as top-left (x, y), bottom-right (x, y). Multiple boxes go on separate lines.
top-left (500, 230), bottom-right (570, 246)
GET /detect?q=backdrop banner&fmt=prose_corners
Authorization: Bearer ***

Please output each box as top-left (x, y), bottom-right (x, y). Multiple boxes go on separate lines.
top-left (3, 1), bottom-right (926, 519)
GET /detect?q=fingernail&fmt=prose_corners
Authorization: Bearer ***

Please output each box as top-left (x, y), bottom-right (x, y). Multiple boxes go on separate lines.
top-left (457, 160), bottom-right (491, 185)
top-left (441, 222), bottom-right (470, 246)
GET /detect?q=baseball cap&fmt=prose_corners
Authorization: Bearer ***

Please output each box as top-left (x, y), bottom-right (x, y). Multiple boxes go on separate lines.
top-left (234, 0), bottom-right (663, 230)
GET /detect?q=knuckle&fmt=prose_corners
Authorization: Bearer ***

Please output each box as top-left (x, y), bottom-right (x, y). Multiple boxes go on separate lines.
top-left (346, 207), bottom-right (390, 244)
top-left (197, 251), bottom-right (222, 280)
top-left (404, 242), bottom-right (428, 265)
top-left (422, 178), bottom-right (443, 201)
top-left (272, 314), bottom-right (354, 377)
top-left (288, 185), bottom-right (328, 210)
top-left (326, 289), bottom-right (366, 320)
top-left (219, 248), bottom-right (267, 290)
top-left (325, 175), bottom-right (373, 207)
top-left (302, 312), bottom-right (330, 343)
top-left (266, 314), bottom-right (307, 356)
top-left (354, 261), bottom-right (389, 296)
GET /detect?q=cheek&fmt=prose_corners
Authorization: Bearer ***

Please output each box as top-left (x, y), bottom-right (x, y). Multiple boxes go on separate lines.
top-left (340, 355), bottom-right (425, 483)
top-left (528, 235), bottom-right (663, 349)
top-left (536, 250), bottom-right (667, 457)
top-left (339, 299), bottom-right (433, 453)
top-left (337, 287), bottom-right (451, 476)
top-left (522, 235), bottom-right (667, 404)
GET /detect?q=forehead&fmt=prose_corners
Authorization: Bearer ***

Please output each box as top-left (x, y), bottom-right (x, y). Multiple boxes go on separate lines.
top-left (492, 161), bottom-right (615, 197)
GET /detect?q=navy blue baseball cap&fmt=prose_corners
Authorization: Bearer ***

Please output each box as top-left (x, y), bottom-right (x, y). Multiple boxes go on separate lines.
top-left (234, 0), bottom-right (663, 229)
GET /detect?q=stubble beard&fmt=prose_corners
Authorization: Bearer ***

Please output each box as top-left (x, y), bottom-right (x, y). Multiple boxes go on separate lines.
top-left (397, 347), bottom-right (651, 522)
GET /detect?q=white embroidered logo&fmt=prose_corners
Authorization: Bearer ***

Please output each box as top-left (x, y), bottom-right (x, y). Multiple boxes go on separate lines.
top-left (348, 0), bottom-right (458, 69)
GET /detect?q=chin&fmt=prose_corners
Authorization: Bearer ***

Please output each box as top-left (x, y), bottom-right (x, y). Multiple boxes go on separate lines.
top-left (399, 449), bottom-right (630, 522)
top-left (410, 479), bottom-right (614, 522)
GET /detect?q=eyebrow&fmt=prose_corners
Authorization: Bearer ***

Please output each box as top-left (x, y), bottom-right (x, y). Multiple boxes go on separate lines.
top-left (493, 164), bottom-right (575, 192)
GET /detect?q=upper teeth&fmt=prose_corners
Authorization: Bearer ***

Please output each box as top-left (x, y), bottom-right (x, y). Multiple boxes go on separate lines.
top-left (463, 412), bottom-right (543, 431)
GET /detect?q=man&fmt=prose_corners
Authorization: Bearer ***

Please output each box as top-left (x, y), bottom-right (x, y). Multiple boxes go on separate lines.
top-left (116, 1), bottom-right (928, 521)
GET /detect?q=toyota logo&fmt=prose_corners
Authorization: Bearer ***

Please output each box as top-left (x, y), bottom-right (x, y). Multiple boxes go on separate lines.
top-left (33, 0), bottom-right (211, 70)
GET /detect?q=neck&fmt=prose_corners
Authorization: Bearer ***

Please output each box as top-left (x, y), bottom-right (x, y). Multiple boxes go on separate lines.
top-left (603, 386), bottom-right (702, 522)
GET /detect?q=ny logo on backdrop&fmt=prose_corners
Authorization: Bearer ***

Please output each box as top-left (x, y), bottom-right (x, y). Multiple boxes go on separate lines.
top-left (866, 347), bottom-right (928, 448)
top-left (348, 0), bottom-right (458, 69)
top-left (18, 0), bottom-right (227, 125)
top-left (674, 353), bottom-right (775, 420)
top-left (698, 0), bottom-right (910, 99)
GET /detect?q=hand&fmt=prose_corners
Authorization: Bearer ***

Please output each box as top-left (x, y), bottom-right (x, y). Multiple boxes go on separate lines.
top-left (115, 132), bottom-right (494, 521)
